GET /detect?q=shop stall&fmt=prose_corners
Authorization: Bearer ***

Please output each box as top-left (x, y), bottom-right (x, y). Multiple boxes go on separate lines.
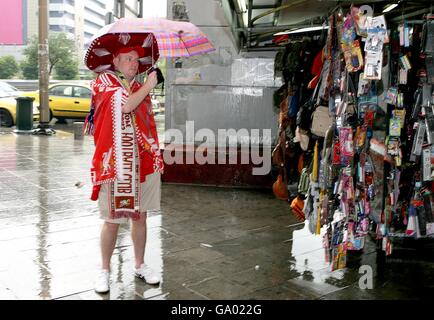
top-left (271, 3), bottom-right (434, 270)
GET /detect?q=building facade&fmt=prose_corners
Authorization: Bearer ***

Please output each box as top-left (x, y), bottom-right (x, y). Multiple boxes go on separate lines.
top-left (0, 0), bottom-right (110, 73)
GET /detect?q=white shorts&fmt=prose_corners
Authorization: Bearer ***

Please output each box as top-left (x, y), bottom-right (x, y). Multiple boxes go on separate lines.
top-left (98, 172), bottom-right (161, 224)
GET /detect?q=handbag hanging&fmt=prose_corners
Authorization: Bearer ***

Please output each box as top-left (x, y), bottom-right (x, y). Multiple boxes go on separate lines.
top-left (311, 105), bottom-right (333, 137)
top-left (296, 65), bottom-right (323, 131)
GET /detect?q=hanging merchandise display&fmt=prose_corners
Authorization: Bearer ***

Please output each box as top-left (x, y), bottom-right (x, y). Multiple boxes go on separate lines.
top-left (271, 5), bottom-right (434, 270)
top-left (271, 33), bottom-right (322, 205)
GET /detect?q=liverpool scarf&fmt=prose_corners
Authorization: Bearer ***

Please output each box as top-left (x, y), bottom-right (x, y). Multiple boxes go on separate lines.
top-left (109, 89), bottom-right (140, 219)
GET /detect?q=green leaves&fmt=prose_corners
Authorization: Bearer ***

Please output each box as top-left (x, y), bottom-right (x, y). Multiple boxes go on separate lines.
top-left (20, 32), bottom-right (79, 80)
top-left (0, 56), bottom-right (19, 79)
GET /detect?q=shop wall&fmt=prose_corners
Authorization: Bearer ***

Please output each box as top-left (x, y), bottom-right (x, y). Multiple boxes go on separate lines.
top-left (165, 0), bottom-right (281, 147)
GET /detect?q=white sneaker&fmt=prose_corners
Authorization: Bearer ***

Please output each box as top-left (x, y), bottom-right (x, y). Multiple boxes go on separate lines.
top-left (134, 264), bottom-right (160, 285)
top-left (94, 269), bottom-right (110, 293)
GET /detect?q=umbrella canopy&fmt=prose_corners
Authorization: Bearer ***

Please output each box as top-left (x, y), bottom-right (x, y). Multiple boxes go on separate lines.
top-left (94, 17), bottom-right (216, 58)
top-left (84, 31), bottom-right (160, 74)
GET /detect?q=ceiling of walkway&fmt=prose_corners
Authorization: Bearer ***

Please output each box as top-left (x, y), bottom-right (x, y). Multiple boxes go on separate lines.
top-left (227, 0), bottom-right (433, 51)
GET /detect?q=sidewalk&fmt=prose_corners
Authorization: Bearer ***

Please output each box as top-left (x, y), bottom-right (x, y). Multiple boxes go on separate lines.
top-left (0, 126), bottom-right (433, 300)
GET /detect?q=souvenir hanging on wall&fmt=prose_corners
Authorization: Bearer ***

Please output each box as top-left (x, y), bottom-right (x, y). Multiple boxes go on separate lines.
top-left (363, 15), bottom-right (388, 80)
top-left (340, 13), bottom-right (364, 72)
top-left (351, 5), bottom-right (373, 37)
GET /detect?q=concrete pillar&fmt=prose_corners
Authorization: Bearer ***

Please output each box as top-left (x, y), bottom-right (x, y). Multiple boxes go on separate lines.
top-left (74, 122), bottom-right (84, 140)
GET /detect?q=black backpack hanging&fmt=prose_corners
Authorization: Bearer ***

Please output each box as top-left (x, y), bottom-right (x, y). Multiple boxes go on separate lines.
top-left (296, 67), bottom-right (323, 131)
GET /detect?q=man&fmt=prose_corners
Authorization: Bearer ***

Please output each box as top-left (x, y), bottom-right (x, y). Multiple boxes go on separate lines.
top-left (87, 45), bottom-right (163, 294)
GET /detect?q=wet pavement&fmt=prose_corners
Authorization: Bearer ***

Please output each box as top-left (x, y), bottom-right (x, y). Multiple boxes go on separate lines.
top-left (0, 121), bottom-right (434, 300)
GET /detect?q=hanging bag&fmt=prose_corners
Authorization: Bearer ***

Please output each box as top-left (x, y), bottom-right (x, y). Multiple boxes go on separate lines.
top-left (311, 105), bottom-right (333, 137)
top-left (296, 71), bottom-right (322, 131)
top-left (272, 130), bottom-right (289, 200)
top-left (297, 62), bottom-right (333, 137)
top-left (298, 164), bottom-right (312, 195)
top-left (310, 58), bottom-right (335, 137)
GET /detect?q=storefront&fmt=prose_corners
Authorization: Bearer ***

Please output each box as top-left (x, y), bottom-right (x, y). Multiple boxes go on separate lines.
top-left (270, 2), bottom-right (434, 270)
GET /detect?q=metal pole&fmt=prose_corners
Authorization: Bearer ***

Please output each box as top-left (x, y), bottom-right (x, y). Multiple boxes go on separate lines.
top-left (113, 0), bottom-right (119, 18)
top-left (247, 0), bottom-right (252, 48)
top-left (138, 0), bottom-right (143, 18)
top-left (34, 0), bottom-right (55, 135)
top-left (120, 0), bottom-right (125, 18)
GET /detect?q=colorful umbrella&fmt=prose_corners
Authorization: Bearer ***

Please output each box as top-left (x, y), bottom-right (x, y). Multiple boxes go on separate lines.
top-left (90, 17), bottom-right (215, 58)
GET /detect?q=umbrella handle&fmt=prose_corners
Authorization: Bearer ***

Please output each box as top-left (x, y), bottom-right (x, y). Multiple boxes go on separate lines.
top-left (147, 66), bottom-right (165, 85)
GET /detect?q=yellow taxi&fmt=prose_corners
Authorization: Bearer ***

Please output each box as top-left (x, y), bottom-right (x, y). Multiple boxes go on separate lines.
top-left (22, 82), bottom-right (92, 120)
top-left (0, 81), bottom-right (40, 127)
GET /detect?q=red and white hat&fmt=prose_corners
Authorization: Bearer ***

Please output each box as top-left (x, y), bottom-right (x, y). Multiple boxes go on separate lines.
top-left (84, 32), bottom-right (160, 74)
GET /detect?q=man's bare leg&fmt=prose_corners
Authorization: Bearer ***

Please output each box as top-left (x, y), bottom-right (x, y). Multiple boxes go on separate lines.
top-left (100, 222), bottom-right (120, 270)
top-left (131, 212), bottom-right (147, 269)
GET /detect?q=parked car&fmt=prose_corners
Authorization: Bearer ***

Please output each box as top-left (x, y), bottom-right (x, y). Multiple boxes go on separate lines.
top-left (151, 98), bottom-right (165, 114)
top-left (19, 82), bottom-right (162, 122)
top-left (0, 82), bottom-right (39, 127)
top-left (0, 81), bottom-right (23, 95)
top-left (22, 82), bottom-right (92, 120)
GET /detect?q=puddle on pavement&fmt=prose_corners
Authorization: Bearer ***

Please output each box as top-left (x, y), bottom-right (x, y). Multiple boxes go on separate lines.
top-left (287, 220), bottom-right (361, 294)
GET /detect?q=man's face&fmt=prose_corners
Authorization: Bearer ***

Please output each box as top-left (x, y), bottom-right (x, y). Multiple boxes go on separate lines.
top-left (113, 50), bottom-right (140, 81)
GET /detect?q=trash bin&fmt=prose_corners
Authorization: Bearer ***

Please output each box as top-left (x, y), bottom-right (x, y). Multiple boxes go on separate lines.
top-left (15, 96), bottom-right (35, 132)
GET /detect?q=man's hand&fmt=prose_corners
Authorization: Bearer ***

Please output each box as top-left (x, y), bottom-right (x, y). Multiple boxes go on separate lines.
top-left (144, 71), bottom-right (158, 91)
top-left (122, 71), bottom-right (158, 113)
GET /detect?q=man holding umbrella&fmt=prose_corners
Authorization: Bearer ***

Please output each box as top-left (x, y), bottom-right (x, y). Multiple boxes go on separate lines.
top-left (84, 32), bottom-right (163, 293)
